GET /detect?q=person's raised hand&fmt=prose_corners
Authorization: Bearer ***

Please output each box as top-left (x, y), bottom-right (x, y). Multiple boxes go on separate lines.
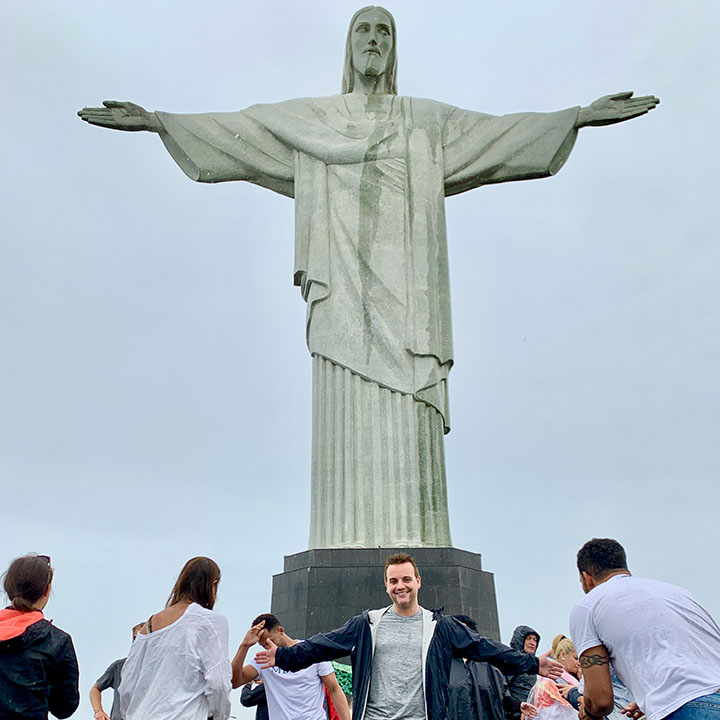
top-left (242, 620), bottom-right (266, 647)
top-left (254, 638), bottom-right (278, 669)
top-left (538, 650), bottom-right (563, 679)
top-left (557, 684), bottom-right (574, 699)
top-left (77, 101), bottom-right (162, 132)
top-left (521, 702), bottom-right (539, 718)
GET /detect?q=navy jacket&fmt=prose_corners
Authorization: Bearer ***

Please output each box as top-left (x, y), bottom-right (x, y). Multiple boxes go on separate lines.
top-left (0, 617), bottom-right (79, 720)
top-left (274, 607), bottom-right (539, 720)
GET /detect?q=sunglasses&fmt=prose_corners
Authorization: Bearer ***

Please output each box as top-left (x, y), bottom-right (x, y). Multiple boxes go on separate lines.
top-left (38, 555), bottom-right (51, 565)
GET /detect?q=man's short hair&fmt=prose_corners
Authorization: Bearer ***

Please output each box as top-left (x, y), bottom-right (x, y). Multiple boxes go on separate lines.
top-left (384, 552), bottom-right (420, 579)
top-left (252, 612), bottom-right (281, 632)
top-left (577, 538), bottom-right (628, 579)
top-left (453, 614), bottom-right (478, 632)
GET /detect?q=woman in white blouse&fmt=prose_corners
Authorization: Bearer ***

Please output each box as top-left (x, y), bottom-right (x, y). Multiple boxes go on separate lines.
top-left (118, 557), bottom-right (232, 720)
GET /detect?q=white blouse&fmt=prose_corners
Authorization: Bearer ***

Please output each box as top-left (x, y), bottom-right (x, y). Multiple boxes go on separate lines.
top-left (119, 603), bottom-right (231, 720)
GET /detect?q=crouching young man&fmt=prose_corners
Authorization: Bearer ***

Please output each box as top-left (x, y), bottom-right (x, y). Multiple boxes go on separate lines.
top-left (232, 613), bottom-right (350, 720)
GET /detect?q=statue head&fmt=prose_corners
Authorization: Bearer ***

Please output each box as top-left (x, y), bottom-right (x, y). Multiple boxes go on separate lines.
top-left (342, 6), bottom-right (398, 95)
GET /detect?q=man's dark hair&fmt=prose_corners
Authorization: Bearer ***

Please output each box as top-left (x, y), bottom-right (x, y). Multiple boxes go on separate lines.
top-left (252, 612), bottom-right (281, 632)
top-left (577, 538), bottom-right (629, 579)
top-left (453, 614), bottom-right (478, 632)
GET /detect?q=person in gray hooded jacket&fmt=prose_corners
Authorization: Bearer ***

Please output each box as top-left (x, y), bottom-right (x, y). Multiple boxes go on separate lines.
top-left (505, 626), bottom-right (541, 720)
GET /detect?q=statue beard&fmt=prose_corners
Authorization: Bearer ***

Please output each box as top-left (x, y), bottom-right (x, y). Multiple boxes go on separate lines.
top-left (356, 53), bottom-right (386, 79)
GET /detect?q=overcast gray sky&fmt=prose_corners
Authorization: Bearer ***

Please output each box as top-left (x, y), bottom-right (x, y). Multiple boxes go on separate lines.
top-left (3, 1), bottom-right (719, 717)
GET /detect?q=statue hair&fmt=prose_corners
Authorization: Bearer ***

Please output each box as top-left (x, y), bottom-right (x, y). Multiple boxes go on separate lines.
top-left (342, 6), bottom-right (398, 95)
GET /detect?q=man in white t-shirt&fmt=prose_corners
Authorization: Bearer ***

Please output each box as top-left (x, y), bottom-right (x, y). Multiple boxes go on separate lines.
top-left (232, 613), bottom-right (350, 720)
top-left (569, 538), bottom-right (720, 720)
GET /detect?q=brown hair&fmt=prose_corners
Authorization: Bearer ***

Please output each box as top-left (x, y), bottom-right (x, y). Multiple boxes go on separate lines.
top-left (384, 552), bottom-right (419, 580)
top-left (3, 554), bottom-right (54, 612)
top-left (166, 557), bottom-right (221, 610)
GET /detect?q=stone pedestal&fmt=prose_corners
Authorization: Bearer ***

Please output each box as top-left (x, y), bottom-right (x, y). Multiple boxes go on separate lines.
top-left (270, 547), bottom-right (500, 642)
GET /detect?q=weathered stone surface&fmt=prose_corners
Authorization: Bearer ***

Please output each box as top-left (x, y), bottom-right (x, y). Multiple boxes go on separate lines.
top-left (77, 8), bottom-right (659, 550)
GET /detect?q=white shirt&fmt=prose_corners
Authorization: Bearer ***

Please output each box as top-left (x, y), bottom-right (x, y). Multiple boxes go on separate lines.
top-left (119, 603), bottom-right (231, 720)
top-left (570, 575), bottom-right (720, 720)
top-left (250, 649), bottom-right (333, 720)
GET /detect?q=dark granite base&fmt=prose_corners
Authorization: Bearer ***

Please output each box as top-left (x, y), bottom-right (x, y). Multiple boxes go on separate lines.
top-left (270, 547), bottom-right (500, 642)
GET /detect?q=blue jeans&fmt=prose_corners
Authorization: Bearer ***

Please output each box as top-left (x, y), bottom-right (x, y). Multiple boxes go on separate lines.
top-left (666, 693), bottom-right (720, 720)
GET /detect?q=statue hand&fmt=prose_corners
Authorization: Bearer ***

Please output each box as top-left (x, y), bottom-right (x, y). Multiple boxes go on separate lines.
top-left (77, 100), bottom-right (162, 132)
top-left (576, 91), bottom-right (659, 128)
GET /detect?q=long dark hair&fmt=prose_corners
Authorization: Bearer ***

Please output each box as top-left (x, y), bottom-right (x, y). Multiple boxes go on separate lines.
top-left (341, 6), bottom-right (398, 95)
top-left (166, 557), bottom-right (221, 610)
top-left (3, 554), bottom-right (54, 612)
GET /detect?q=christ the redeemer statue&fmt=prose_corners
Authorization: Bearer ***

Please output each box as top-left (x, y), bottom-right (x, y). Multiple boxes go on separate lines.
top-left (79, 6), bottom-right (658, 550)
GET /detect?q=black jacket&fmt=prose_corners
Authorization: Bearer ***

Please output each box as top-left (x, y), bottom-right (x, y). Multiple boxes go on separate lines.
top-left (505, 625), bottom-right (541, 718)
top-left (470, 661), bottom-right (510, 720)
top-left (0, 616), bottom-right (79, 720)
top-left (446, 658), bottom-right (475, 720)
top-left (240, 682), bottom-right (270, 720)
top-left (274, 606), bottom-right (538, 720)
top-left (445, 659), bottom-right (514, 720)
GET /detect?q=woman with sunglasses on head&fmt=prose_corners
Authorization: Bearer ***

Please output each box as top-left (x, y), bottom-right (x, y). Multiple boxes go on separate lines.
top-left (0, 554), bottom-right (79, 719)
top-left (118, 556), bottom-right (232, 720)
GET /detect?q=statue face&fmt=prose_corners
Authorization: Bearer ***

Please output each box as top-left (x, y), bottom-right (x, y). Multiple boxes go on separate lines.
top-left (350, 7), bottom-right (393, 80)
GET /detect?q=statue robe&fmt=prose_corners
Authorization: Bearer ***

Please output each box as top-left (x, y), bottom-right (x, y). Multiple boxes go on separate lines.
top-left (156, 95), bottom-right (578, 548)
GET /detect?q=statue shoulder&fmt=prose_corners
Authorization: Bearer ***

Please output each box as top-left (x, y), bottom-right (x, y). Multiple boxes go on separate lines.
top-left (399, 95), bottom-right (461, 123)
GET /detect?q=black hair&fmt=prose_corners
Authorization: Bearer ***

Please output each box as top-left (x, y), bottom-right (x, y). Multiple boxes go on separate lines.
top-left (252, 612), bottom-right (281, 632)
top-left (577, 538), bottom-right (628, 579)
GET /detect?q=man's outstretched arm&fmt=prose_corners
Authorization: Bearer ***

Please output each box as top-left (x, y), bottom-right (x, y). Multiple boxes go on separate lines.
top-left (77, 100), bottom-right (163, 132)
top-left (449, 620), bottom-right (562, 679)
top-left (575, 91), bottom-right (660, 128)
top-left (255, 616), bottom-right (362, 671)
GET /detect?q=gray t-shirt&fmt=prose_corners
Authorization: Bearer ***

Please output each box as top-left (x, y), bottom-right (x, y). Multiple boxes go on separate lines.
top-left (364, 609), bottom-right (425, 720)
top-left (96, 658), bottom-right (125, 720)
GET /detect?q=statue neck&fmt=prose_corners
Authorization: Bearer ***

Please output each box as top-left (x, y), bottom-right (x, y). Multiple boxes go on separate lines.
top-left (351, 70), bottom-right (387, 96)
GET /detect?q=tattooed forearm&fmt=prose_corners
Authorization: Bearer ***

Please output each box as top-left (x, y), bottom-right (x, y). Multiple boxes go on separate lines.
top-left (580, 653), bottom-right (610, 668)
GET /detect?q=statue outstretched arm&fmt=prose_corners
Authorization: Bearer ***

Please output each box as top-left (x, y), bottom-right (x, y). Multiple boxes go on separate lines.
top-left (575, 91), bottom-right (659, 128)
top-left (77, 100), bottom-right (163, 133)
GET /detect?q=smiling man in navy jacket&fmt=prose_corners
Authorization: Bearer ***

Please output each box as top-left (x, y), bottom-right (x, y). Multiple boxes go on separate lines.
top-left (255, 553), bottom-right (561, 720)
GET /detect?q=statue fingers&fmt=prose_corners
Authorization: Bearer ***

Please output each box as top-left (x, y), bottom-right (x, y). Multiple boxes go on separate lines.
top-left (81, 117), bottom-right (123, 128)
top-left (78, 110), bottom-right (114, 123)
top-left (78, 106), bottom-right (109, 116)
top-left (624, 96), bottom-right (659, 108)
top-left (619, 107), bottom-right (651, 120)
top-left (627, 95), bottom-right (659, 105)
